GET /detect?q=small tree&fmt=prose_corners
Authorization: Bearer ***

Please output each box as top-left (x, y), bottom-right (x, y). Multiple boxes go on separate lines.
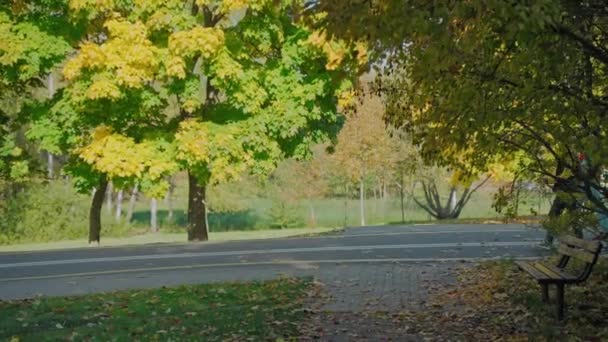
top-left (270, 146), bottom-right (330, 227)
top-left (331, 90), bottom-right (395, 226)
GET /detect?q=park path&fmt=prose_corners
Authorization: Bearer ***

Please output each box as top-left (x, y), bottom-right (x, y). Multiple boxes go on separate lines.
top-left (300, 261), bottom-right (460, 341)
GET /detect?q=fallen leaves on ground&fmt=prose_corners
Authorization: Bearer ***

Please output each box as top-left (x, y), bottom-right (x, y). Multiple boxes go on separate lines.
top-left (300, 258), bottom-right (608, 341)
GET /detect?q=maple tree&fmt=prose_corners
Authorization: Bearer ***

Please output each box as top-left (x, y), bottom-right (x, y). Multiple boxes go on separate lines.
top-left (22, 0), bottom-right (361, 243)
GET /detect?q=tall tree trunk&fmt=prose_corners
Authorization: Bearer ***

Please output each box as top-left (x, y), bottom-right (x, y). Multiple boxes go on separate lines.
top-left (166, 177), bottom-right (175, 221)
top-left (344, 184), bottom-right (349, 227)
top-left (382, 181), bottom-right (387, 200)
top-left (359, 177), bottom-right (366, 226)
top-left (514, 180), bottom-right (521, 217)
top-left (400, 172), bottom-right (405, 223)
top-left (150, 198), bottom-right (158, 232)
top-left (188, 172), bottom-right (209, 241)
top-left (47, 152), bottom-right (54, 179)
top-left (106, 181), bottom-right (113, 214)
top-left (308, 201), bottom-right (316, 228)
top-left (448, 188), bottom-right (457, 212)
top-left (126, 184), bottom-right (138, 222)
top-left (373, 184), bottom-right (378, 215)
top-left (46, 74), bottom-right (56, 180)
top-left (89, 176), bottom-right (108, 245)
top-left (115, 190), bottom-right (123, 222)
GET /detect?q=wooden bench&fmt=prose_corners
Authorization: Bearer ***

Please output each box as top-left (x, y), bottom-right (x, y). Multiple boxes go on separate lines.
top-left (516, 235), bottom-right (603, 320)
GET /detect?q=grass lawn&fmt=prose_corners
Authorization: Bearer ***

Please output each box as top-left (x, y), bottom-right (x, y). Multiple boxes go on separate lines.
top-left (0, 277), bottom-right (313, 341)
top-left (0, 227), bottom-right (339, 253)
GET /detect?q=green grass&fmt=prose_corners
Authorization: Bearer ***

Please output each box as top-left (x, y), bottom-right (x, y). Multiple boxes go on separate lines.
top-left (0, 277), bottom-right (312, 341)
top-left (131, 190), bottom-right (552, 232)
top-left (0, 227), bottom-right (339, 252)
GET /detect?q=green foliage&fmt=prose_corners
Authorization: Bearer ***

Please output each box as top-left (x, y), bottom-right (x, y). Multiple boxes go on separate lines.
top-left (0, 7), bottom-right (71, 188)
top-left (542, 207), bottom-right (600, 237)
top-left (0, 11), bottom-right (70, 82)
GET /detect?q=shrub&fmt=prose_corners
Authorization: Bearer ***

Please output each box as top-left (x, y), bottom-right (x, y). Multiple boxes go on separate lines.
top-left (0, 180), bottom-right (141, 244)
top-left (266, 199), bottom-right (303, 229)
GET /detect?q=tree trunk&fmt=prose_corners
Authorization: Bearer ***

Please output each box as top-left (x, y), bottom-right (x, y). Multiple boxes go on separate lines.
top-left (308, 201), bottom-right (316, 228)
top-left (167, 178), bottom-right (175, 221)
top-left (359, 177), bottom-right (366, 226)
top-left (106, 182), bottom-right (113, 214)
top-left (47, 152), bottom-right (54, 179)
top-left (46, 74), bottom-right (56, 180)
top-left (400, 172), bottom-right (405, 223)
top-left (373, 184), bottom-right (378, 215)
top-left (115, 190), bottom-right (123, 222)
top-left (383, 181), bottom-right (387, 200)
top-left (150, 198), bottom-right (158, 232)
top-left (514, 181), bottom-right (521, 217)
top-left (126, 184), bottom-right (138, 222)
top-left (188, 172), bottom-right (209, 241)
top-left (89, 176), bottom-right (108, 245)
top-left (448, 188), bottom-right (457, 212)
top-left (344, 185), bottom-right (349, 227)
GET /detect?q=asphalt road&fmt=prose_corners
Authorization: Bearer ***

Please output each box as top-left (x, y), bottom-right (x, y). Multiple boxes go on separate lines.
top-left (0, 224), bottom-right (549, 300)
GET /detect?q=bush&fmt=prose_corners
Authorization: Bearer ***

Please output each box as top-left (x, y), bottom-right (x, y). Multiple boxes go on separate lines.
top-left (0, 181), bottom-right (90, 244)
top-left (266, 199), bottom-right (303, 229)
top-left (0, 180), bottom-right (139, 244)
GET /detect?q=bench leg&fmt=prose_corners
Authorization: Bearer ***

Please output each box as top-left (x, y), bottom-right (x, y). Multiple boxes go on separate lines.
top-left (541, 283), bottom-right (549, 303)
top-left (556, 283), bottom-right (565, 320)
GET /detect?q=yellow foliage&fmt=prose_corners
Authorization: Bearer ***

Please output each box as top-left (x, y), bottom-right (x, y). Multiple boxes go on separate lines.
top-left (486, 158), bottom-right (520, 182)
top-left (449, 169), bottom-right (476, 188)
top-left (194, 0), bottom-right (267, 14)
top-left (69, 0), bottom-right (115, 12)
top-left (213, 49), bottom-right (243, 81)
top-left (63, 19), bottom-right (161, 99)
top-left (63, 43), bottom-right (105, 80)
top-left (182, 99), bottom-right (202, 114)
top-left (79, 128), bottom-right (147, 178)
top-left (175, 120), bottom-right (211, 164)
top-left (166, 27), bottom-right (225, 81)
top-left (306, 31), bottom-right (346, 70)
top-left (337, 89), bottom-right (355, 109)
top-left (87, 76), bottom-right (121, 99)
top-left (168, 27), bottom-right (224, 59)
top-left (78, 126), bottom-right (178, 181)
top-left (166, 56), bottom-right (186, 79)
top-left (354, 41), bottom-right (368, 66)
top-left (305, 30), bottom-right (359, 71)
top-left (174, 120), bottom-right (251, 184)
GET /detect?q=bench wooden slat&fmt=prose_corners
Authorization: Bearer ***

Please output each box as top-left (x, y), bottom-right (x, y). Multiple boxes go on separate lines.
top-left (516, 261), bottom-right (551, 281)
top-left (557, 244), bottom-right (596, 263)
top-left (534, 262), bottom-right (578, 282)
top-left (534, 262), bottom-right (565, 280)
top-left (559, 235), bottom-right (601, 252)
